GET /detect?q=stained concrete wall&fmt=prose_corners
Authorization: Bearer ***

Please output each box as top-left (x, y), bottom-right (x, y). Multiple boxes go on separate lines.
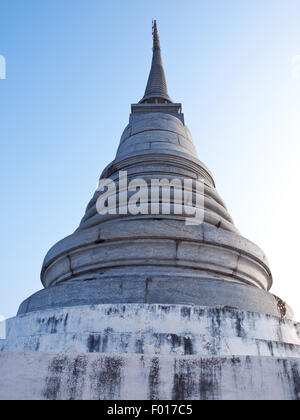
top-left (1, 304), bottom-right (299, 400)
top-left (0, 353), bottom-right (299, 400)
top-left (2, 304), bottom-right (299, 356)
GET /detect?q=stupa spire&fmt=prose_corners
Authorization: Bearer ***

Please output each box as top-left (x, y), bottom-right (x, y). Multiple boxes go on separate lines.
top-left (152, 19), bottom-right (161, 51)
top-left (140, 20), bottom-right (172, 104)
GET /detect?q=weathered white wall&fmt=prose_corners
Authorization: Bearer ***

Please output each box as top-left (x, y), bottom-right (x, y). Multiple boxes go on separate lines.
top-left (0, 353), bottom-right (299, 400)
top-left (2, 304), bottom-right (300, 356)
top-left (1, 304), bottom-right (299, 400)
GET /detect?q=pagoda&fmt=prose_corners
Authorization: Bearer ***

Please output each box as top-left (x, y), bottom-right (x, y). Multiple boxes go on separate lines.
top-left (0, 22), bottom-right (299, 401)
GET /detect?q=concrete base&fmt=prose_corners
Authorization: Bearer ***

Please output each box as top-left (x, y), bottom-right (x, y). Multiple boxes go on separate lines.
top-left (0, 353), bottom-right (299, 400)
top-left (1, 304), bottom-right (299, 400)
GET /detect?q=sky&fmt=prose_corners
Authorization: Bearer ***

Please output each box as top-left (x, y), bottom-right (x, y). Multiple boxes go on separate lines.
top-left (0, 0), bottom-right (300, 319)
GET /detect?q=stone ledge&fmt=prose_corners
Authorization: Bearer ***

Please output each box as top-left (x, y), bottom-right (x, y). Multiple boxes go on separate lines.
top-left (17, 279), bottom-right (291, 319)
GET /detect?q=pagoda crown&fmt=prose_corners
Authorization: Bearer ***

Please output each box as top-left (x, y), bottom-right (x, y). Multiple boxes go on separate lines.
top-left (140, 20), bottom-right (172, 104)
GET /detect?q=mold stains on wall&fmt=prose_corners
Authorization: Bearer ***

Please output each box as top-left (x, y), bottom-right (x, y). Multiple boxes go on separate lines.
top-left (198, 358), bottom-right (222, 400)
top-left (43, 356), bottom-right (68, 400)
top-left (87, 334), bottom-right (101, 353)
top-left (273, 295), bottom-right (287, 319)
top-left (145, 277), bottom-right (152, 303)
top-left (67, 356), bottom-right (88, 400)
top-left (87, 329), bottom-right (113, 353)
top-left (64, 314), bottom-right (69, 329)
top-left (172, 357), bottom-right (223, 400)
top-left (158, 305), bottom-right (172, 314)
top-left (234, 312), bottom-right (246, 338)
top-left (148, 357), bottom-right (160, 400)
top-left (209, 308), bottom-right (222, 340)
top-left (170, 334), bottom-right (181, 352)
top-left (183, 336), bottom-right (193, 355)
top-left (89, 356), bottom-right (123, 400)
top-left (180, 306), bottom-right (191, 319)
top-left (135, 339), bottom-right (144, 354)
top-left (1, 353), bottom-right (300, 400)
top-left (172, 359), bottom-right (198, 400)
top-left (46, 315), bottom-right (68, 334)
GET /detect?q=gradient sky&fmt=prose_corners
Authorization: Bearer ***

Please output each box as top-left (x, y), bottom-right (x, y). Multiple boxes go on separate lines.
top-left (1, 0), bottom-right (300, 319)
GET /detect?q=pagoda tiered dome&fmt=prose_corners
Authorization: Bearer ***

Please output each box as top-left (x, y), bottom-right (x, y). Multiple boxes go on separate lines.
top-left (21, 22), bottom-right (287, 318)
top-left (15, 22), bottom-right (289, 315)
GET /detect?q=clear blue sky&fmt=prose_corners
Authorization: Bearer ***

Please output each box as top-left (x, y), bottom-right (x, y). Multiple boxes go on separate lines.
top-left (1, 0), bottom-right (300, 319)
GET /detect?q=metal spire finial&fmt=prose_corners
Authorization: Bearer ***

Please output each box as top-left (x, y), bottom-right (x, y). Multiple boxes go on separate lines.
top-left (152, 20), bottom-right (161, 52)
top-left (140, 20), bottom-right (172, 104)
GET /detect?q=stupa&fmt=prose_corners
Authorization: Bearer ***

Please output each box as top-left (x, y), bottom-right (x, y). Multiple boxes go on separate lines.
top-left (0, 22), bottom-right (299, 400)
